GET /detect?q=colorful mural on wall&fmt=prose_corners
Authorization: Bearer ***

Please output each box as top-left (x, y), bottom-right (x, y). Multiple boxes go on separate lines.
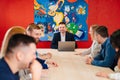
top-left (34, 0), bottom-right (88, 41)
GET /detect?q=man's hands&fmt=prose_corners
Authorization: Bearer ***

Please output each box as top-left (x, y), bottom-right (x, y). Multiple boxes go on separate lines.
top-left (96, 72), bottom-right (109, 78)
top-left (46, 59), bottom-right (58, 67)
top-left (85, 56), bottom-right (93, 64)
top-left (117, 58), bottom-right (120, 69)
top-left (30, 60), bottom-right (42, 80)
top-left (39, 52), bottom-right (52, 60)
top-left (74, 52), bottom-right (83, 55)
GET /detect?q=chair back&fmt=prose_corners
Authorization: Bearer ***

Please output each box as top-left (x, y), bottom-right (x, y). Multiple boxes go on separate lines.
top-left (0, 26), bottom-right (25, 58)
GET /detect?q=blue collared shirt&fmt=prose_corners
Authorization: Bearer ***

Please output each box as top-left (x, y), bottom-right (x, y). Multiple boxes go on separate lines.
top-left (91, 38), bottom-right (116, 70)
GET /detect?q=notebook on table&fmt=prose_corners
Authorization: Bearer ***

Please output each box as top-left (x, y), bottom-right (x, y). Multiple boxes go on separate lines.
top-left (58, 41), bottom-right (75, 51)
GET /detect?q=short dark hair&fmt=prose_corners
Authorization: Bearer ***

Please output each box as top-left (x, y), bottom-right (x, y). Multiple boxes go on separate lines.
top-left (6, 34), bottom-right (36, 54)
top-left (95, 26), bottom-right (109, 38)
top-left (110, 29), bottom-right (120, 50)
top-left (110, 29), bottom-right (120, 59)
top-left (59, 22), bottom-right (66, 25)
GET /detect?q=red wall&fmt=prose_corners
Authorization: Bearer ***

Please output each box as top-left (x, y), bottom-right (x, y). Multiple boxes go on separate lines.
top-left (0, 0), bottom-right (34, 49)
top-left (88, 0), bottom-right (120, 35)
top-left (0, 0), bottom-right (120, 49)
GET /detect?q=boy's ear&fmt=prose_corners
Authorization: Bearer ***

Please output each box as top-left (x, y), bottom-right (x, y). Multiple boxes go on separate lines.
top-left (26, 30), bottom-right (30, 35)
top-left (16, 51), bottom-right (24, 61)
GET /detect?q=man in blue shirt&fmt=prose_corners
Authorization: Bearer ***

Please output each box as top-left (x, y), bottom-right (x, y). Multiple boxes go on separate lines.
top-left (86, 26), bottom-right (116, 70)
top-left (0, 33), bottom-right (42, 80)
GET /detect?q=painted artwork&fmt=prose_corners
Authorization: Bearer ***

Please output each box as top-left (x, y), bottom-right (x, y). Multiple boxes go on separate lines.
top-left (34, 0), bottom-right (88, 41)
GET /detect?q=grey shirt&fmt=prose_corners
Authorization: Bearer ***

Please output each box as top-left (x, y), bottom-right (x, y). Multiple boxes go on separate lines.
top-left (82, 40), bottom-right (101, 58)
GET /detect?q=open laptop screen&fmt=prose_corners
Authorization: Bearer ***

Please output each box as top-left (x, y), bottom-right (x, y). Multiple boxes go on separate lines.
top-left (58, 41), bottom-right (75, 51)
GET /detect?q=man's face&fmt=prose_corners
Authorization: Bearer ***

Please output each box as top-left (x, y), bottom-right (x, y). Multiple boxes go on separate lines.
top-left (59, 24), bottom-right (67, 33)
top-left (30, 29), bottom-right (41, 43)
top-left (115, 47), bottom-right (119, 52)
top-left (20, 43), bottom-right (36, 69)
top-left (89, 27), bottom-right (94, 40)
top-left (95, 33), bottom-right (101, 44)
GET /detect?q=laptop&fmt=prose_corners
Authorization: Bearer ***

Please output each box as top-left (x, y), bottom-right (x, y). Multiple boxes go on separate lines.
top-left (58, 41), bottom-right (75, 51)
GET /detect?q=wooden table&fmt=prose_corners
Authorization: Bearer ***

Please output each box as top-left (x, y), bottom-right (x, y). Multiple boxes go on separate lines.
top-left (37, 49), bottom-right (113, 80)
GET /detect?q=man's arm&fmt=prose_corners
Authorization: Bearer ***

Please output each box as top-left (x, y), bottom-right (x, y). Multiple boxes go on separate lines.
top-left (92, 44), bottom-right (116, 68)
top-left (51, 33), bottom-right (58, 49)
top-left (69, 33), bottom-right (77, 48)
top-left (30, 60), bottom-right (42, 80)
top-left (36, 58), bottom-right (48, 69)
